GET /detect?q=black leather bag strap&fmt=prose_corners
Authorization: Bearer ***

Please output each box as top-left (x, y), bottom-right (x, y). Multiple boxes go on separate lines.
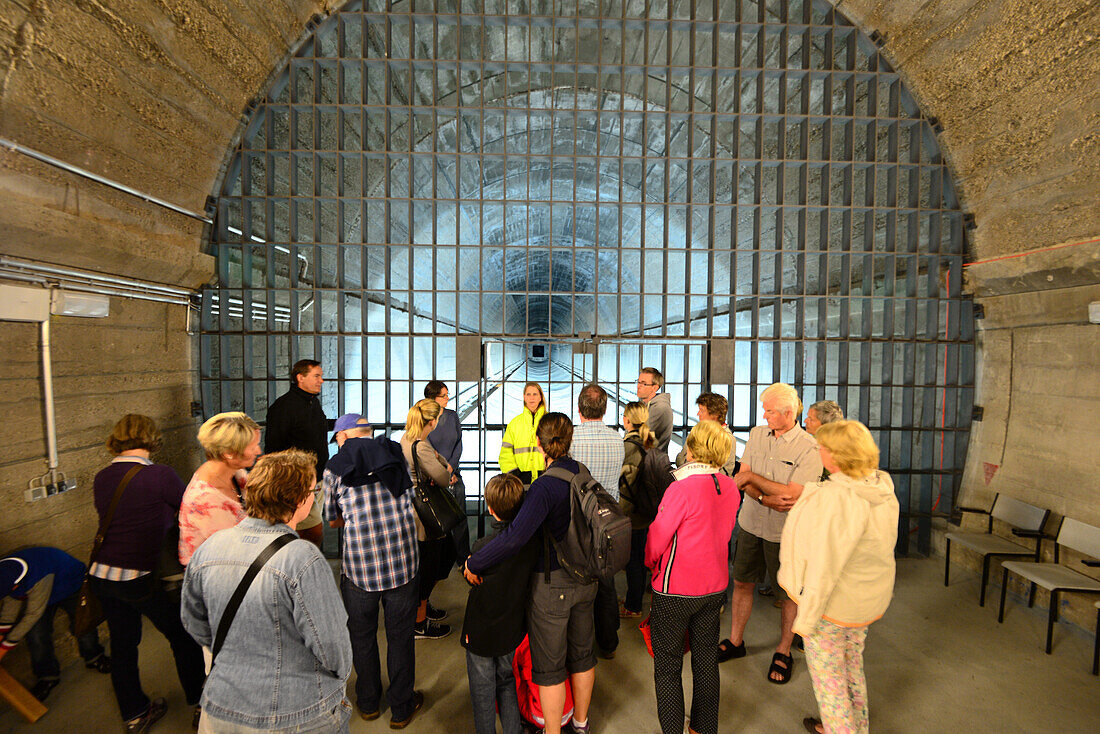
top-left (210, 533), bottom-right (295, 664)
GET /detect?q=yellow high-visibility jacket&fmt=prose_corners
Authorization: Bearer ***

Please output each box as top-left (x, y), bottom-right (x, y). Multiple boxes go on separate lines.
top-left (498, 405), bottom-right (546, 479)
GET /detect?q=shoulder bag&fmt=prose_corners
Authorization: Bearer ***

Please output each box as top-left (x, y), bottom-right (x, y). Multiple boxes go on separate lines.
top-left (410, 440), bottom-right (464, 541)
top-left (209, 533), bottom-right (295, 670)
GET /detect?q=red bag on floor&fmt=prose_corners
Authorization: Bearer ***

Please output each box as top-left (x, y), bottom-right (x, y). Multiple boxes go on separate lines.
top-left (512, 634), bottom-right (574, 728)
top-left (639, 614), bottom-right (689, 658)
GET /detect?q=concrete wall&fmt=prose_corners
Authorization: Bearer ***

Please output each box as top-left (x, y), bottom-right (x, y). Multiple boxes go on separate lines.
top-left (0, 0), bottom-right (1097, 669)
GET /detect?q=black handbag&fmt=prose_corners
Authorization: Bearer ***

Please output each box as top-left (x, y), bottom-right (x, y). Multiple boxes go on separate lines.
top-left (410, 440), bottom-right (464, 541)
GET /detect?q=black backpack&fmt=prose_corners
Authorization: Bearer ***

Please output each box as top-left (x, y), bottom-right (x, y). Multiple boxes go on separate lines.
top-left (624, 437), bottom-right (675, 522)
top-left (542, 464), bottom-right (632, 584)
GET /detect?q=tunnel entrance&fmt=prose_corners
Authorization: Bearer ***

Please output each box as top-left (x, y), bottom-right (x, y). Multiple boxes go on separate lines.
top-left (202, 0), bottom-right (974, 554)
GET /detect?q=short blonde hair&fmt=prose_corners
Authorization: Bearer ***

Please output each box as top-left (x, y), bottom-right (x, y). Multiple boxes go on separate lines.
top-left (244, 449), bottom-right (316, 524)
top-left (761, 382), bottom-right (803, 417)
top-left (198, 412), bottom-right (260, 461)
top-left (815, 420), bottom-right (879, 479)
top-left (106, 414), bottom-right (162, 455)
top-left (685, 420), bottom-right (733, 469)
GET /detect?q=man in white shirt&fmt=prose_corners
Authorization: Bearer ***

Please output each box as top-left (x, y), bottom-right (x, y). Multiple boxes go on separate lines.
top-left (718, 383), bottom-right (822, 685)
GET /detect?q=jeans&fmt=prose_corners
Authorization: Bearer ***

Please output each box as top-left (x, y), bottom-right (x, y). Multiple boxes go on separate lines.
top-left (651, 590), bottom-right (724, 734)
top-left (593, 576), bottom-right (620, 654)
top-left (198, 698), bottom-right (352, 734)
top-left (465, 649), bottom-right (522, 734)
top-left (25, 593), bottom-right (105, 680)
top-left (89, 575), bottom-right (206, 721)
top-left (623, 527), bottom-right (649, 613)
top-left (340, 575), bottom-right (418, 720)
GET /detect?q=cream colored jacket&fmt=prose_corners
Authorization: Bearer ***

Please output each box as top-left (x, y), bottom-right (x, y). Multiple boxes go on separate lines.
top-left (778, 470), bottom-right (899, 635)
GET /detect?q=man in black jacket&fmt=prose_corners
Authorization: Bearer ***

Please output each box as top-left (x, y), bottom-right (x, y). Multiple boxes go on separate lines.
top-left (265, 358), bottom-right (332, 546)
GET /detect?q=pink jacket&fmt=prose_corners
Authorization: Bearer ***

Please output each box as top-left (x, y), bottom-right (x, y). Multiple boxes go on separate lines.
top-left (645, 465), bottom-right (740, 597)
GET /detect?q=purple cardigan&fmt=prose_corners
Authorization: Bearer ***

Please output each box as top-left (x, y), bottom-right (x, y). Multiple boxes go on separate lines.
top-left (92, 460), bottom-right (186, 572)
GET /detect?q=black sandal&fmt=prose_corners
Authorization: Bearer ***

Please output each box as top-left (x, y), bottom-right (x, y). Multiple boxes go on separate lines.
top-left (767, 651), bottom-right (793, 684)
top-left (802, 717), bottom-right (824, 733)
top-left (716, 638), bottom-right (746, 662)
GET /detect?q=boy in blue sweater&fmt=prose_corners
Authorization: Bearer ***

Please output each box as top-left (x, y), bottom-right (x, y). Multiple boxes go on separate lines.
top-left (461, 474), bottom-right (539, 734)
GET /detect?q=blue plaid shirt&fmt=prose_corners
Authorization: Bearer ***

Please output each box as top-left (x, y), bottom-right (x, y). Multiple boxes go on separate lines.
top-left (571, 421), bottom-right (626, 500)
top-left (323, 468), bottom-right (418, 592)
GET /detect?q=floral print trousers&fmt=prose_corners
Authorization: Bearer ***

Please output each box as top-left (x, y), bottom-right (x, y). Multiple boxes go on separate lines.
top-left (804, 619), bottom-right (870, 734)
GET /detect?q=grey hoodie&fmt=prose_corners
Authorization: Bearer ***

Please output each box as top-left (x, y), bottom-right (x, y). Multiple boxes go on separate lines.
top-left (646, 392), bottom-right (674, 454)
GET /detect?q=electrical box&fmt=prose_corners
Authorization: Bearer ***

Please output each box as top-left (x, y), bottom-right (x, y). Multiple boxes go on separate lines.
top-left (0, 284), bottom-right (51, 322)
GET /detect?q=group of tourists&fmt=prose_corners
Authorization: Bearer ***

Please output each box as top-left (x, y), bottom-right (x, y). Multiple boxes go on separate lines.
top-left (0, 358), bottom-right (899, 734)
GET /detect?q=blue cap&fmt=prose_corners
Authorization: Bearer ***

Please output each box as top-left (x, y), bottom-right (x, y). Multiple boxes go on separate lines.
top-left (332, 413), bottom-right (371, 442)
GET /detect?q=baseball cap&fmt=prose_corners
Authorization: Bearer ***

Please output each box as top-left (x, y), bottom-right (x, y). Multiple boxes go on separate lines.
top-left (331, 413), bottom-right (372, 442)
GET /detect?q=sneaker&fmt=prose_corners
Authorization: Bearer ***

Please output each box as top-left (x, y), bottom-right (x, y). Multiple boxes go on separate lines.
top-left (758, 584), bottom-right (774, 597)
top-left (414, 620), bottom-right (451, 640)
top-left (191, 705), bottom-right (202, 729)
top-left (618, 602), bottom-right (641, 619)
top-left (29, 678), bottom-right (59, 702)
top-left (571, 719), bottom-right (591, 734)
top-left (389, 690), bottom-right (424, 729)
top-left (426, 603), bottom-right (448, 621)
top-left (359, 709), bottom-right (380, 721)
top-left (124, 698), bottom-right (167, 734)
top-left (86, 654), bottom-right (112, 674)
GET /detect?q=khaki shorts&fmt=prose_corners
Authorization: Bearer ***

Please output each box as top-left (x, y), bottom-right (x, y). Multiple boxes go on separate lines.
top-left (731, 528), bottom-right (788, 602)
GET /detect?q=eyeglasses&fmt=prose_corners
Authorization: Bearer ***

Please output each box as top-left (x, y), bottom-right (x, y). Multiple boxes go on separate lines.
top-left (636, 380), bottom-right (656, 386)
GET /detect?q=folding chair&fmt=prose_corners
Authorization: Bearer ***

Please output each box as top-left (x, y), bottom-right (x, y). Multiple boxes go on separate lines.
top-left (944, 493), bottom-right (1049, 606)
top-left (998, 517), bottom-right (1100, 660)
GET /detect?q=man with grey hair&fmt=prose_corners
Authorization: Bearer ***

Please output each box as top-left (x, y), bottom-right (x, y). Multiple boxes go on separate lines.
top-left (805, 400), bottom-right (843, 435)
top-left (718, 383), bottom-right (822, 685)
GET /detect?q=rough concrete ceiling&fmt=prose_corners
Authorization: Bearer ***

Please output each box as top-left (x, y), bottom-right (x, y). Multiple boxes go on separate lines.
top-left (0, 0), bottom-right (1096, 284)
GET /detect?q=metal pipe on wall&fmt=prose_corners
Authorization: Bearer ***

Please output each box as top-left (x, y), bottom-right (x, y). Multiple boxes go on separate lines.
top-left (39, 318), bottom-right (59, 481)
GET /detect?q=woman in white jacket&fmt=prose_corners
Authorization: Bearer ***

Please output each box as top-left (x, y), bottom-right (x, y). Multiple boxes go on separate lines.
top-left (777, 420), bottom-right (899, 734)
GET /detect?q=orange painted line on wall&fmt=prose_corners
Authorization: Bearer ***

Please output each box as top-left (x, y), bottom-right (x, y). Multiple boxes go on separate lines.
top-left (963, 237), bottom-right (1100, 267)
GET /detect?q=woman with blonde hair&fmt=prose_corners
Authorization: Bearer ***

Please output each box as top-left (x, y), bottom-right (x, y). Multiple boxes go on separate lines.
top-left (179, 412), bottom-right (263, 565)
top-left (645, 421), bottom-right (740, 734)
top-left (618, 401), bottom-right (657, 618)
top-left (777, 420), bottom-right (898, 734)
top-left (401, 398), bottom-right (457, 640)
top-left (498, 382), bottom-right (546, 484)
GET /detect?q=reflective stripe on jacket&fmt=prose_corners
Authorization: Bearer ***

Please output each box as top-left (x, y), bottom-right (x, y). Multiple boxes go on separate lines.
top-left (498, 406), bottom-right (546, 478)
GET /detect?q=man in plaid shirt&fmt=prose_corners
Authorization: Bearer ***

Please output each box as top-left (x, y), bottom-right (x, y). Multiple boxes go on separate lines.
top-left (570, 383), bottom-right (626, 660)
top-left (324, 413), bottom-right (425, 728)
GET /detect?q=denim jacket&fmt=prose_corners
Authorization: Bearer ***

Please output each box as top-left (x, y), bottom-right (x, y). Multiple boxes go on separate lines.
top-left (181, 518), bottom-right (352, 729)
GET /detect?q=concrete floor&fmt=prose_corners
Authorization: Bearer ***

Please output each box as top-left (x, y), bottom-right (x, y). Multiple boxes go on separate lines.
top-left (2, 557), bottom-right (1097, 734)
